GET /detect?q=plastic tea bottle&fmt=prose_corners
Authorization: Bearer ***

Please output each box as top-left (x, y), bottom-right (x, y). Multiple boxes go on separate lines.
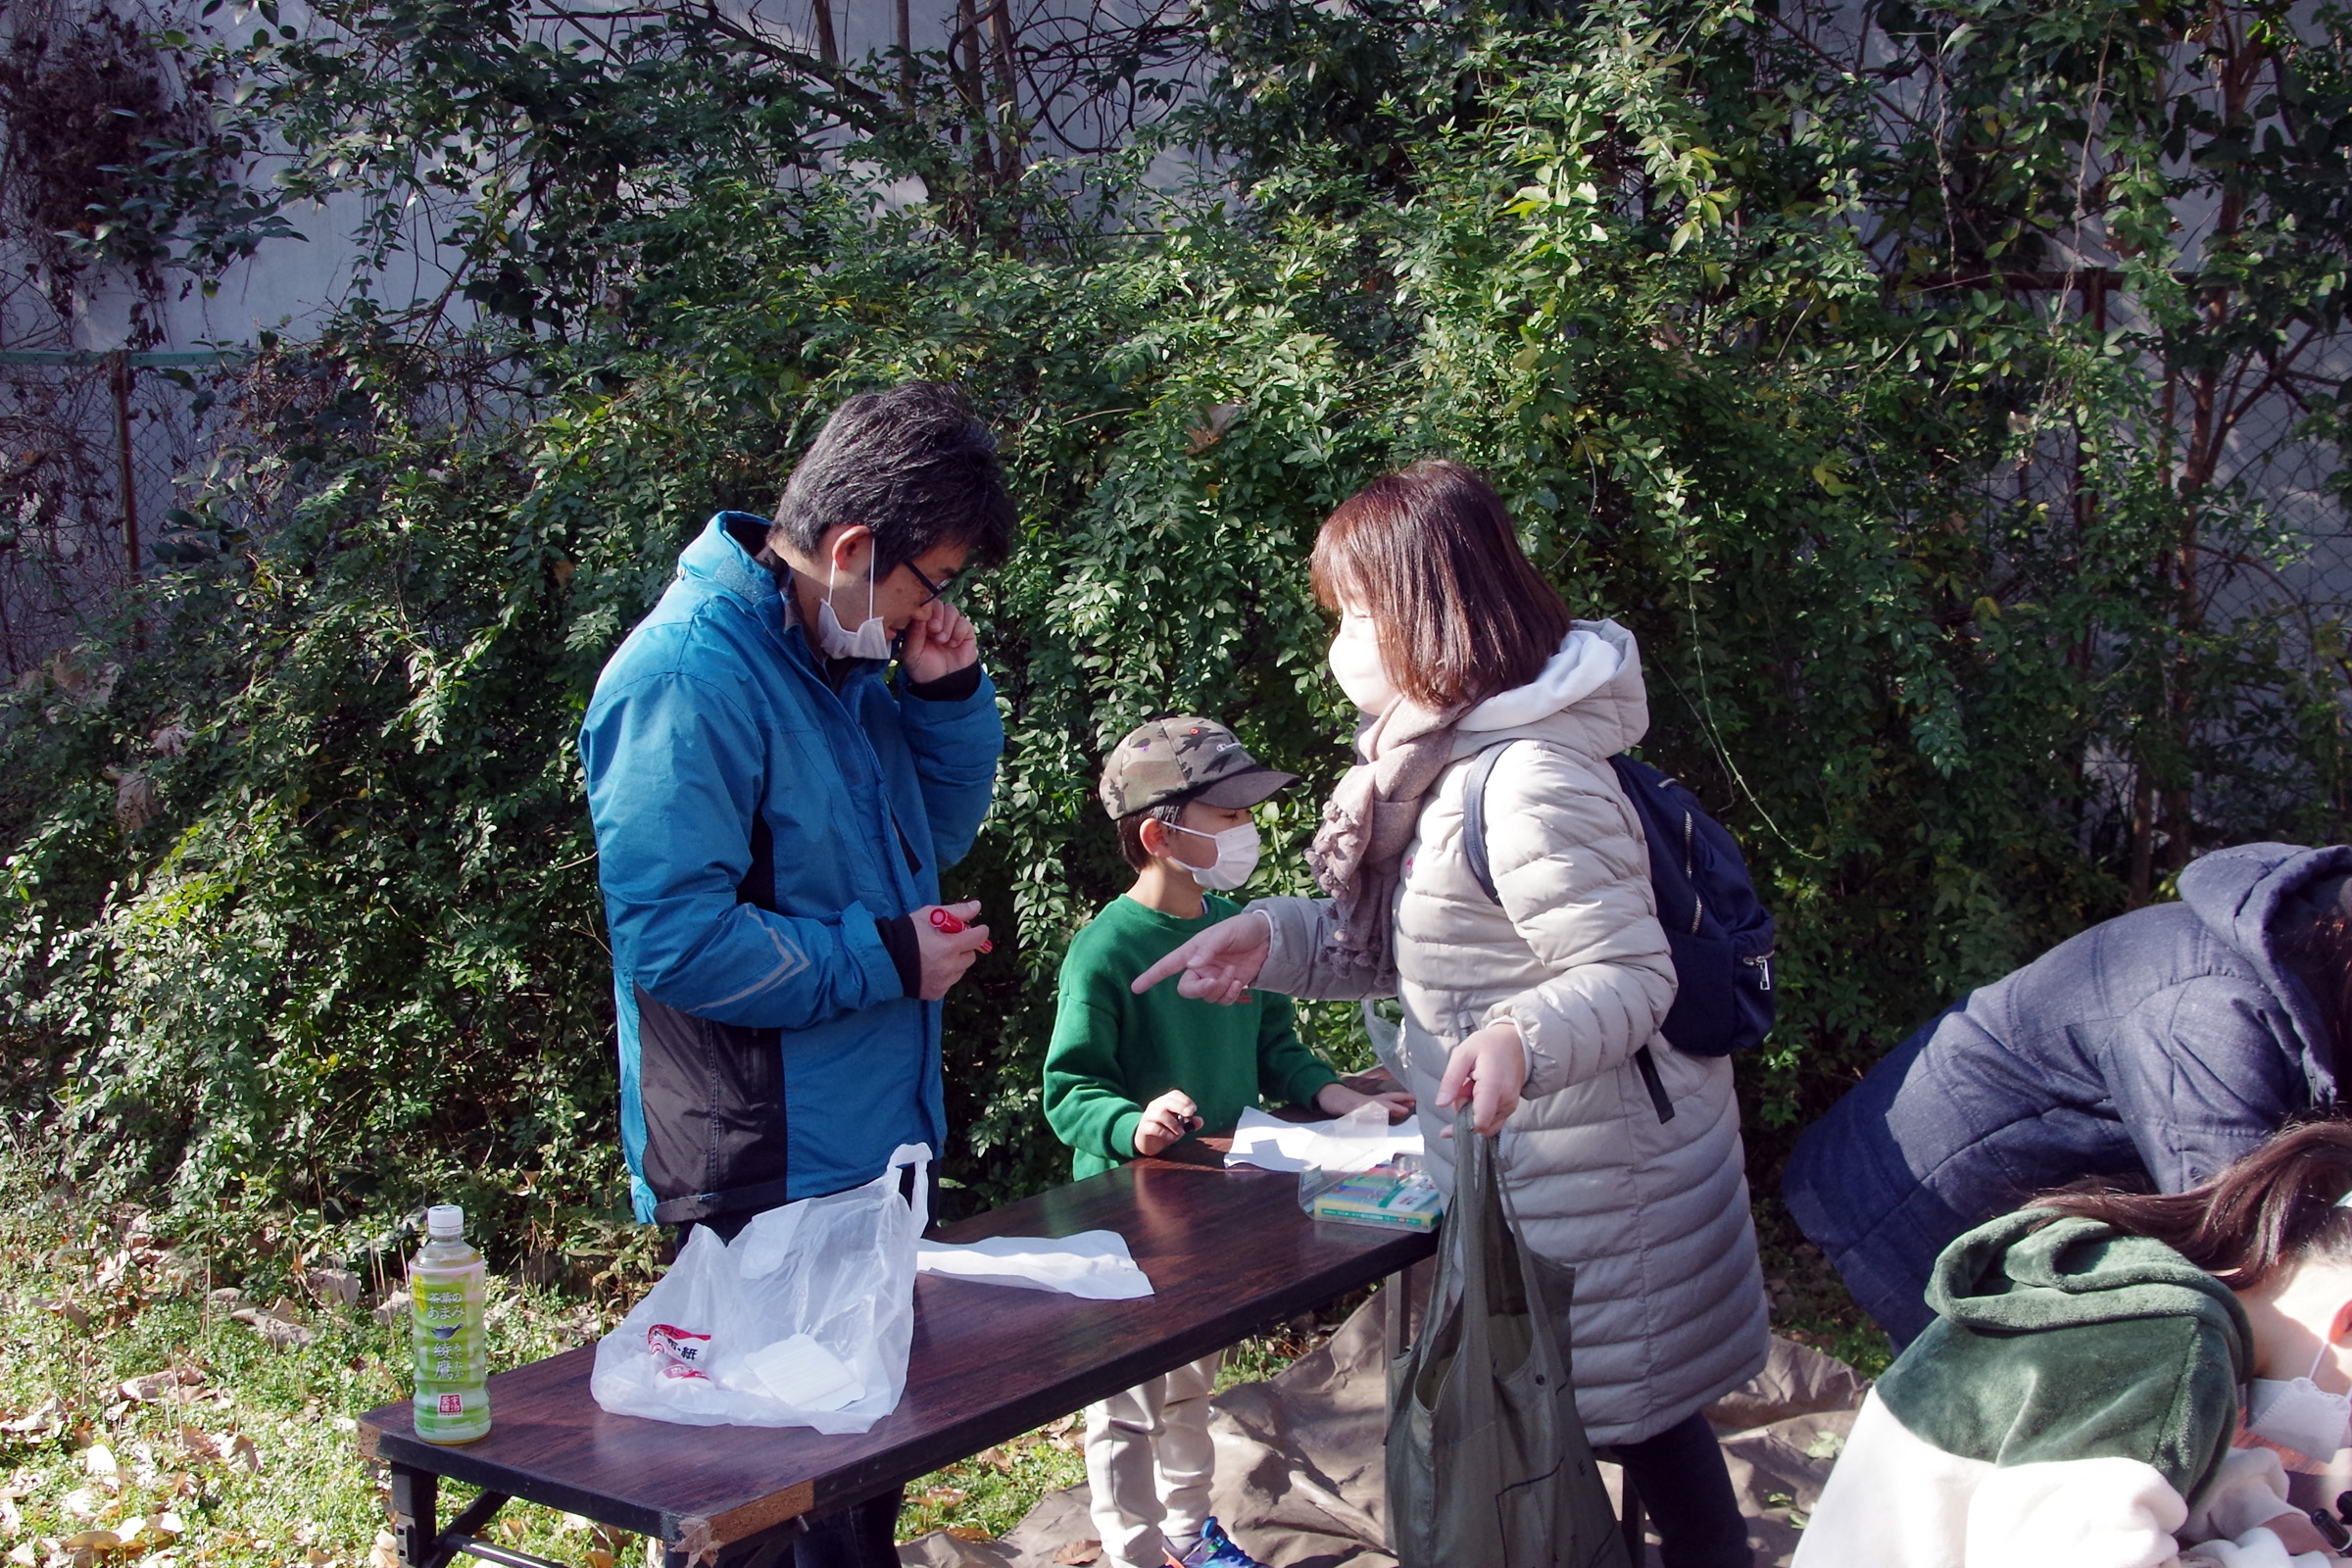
top-left (409, 1203), bottom-right (491, 1444)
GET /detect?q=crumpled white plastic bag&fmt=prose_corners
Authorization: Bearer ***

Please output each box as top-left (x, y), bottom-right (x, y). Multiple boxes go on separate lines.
top-left (589, 1144), bottom-right (929, 1432)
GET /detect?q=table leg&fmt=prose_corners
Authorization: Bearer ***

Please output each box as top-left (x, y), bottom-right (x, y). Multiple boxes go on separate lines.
top-left (390, 1465), bottom-right (438, 1568)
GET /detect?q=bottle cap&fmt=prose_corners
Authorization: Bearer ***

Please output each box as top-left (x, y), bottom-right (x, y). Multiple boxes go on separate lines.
top-left (425, 1204), bottom-right (464, 1240)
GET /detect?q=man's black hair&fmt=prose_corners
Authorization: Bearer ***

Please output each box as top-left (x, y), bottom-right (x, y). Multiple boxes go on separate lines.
top-left (770, 382), bottom-right (1014, 570)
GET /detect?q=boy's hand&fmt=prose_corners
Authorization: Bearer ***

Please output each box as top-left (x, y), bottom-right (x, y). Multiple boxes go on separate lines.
top-left (1131, 1090), bottom-right (1201, 1156)
top-left (1314, 1083), bottom-right (1417, 1122)
top-left (1436, 1021), bottom-right (1527, 1137)
top-left (1132, 910), bottom-right (1270, 1004)
top-left (912, 901), bottom-right (991, 1000)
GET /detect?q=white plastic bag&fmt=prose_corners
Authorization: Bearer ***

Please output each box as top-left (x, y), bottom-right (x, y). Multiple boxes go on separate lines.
top-left (589, 1144), bottom-right (929, 1432)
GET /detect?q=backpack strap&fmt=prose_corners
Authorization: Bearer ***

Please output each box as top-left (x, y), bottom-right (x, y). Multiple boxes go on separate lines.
top-left (1457, 738), bottom-right (1674, 1124)
top-left (1459, 740), bottom-right (1515, 906)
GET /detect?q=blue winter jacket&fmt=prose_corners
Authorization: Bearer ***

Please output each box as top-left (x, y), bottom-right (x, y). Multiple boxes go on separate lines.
top-left (580, 514), bottom-right (1004, 1224)
top-left (1785, 842), bottom-right (2351, 1346)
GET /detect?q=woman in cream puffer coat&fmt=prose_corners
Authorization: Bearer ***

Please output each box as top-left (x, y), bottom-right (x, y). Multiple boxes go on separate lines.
top-left (1137, 461), bottom-right (1769, 1566)
top-left (1252, 617), bottom-right (1771, 1442)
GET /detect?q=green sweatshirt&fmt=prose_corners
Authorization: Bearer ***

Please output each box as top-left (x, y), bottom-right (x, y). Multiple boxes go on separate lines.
top-left (1044, 895), bottom-right (1341, 1179)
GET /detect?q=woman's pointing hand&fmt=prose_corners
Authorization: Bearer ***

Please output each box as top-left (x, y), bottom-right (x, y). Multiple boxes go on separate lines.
top-left (1131, 910), bottom-right (1272, 1004)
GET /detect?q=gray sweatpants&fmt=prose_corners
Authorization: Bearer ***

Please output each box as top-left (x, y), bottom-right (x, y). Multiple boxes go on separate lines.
top-left (1083, 1351), bottom-right (1222, 1568)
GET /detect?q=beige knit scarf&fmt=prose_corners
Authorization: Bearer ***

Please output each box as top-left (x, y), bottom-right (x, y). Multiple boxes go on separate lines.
top-left (1306, 700), bottom-right (1466, 980)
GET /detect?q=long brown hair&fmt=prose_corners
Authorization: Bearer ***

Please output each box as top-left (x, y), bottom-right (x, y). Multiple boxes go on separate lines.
top-left (1310, 461), bottom-right (1574, 712)
top-left (2030, 1119), bottom-right (2352, 1290)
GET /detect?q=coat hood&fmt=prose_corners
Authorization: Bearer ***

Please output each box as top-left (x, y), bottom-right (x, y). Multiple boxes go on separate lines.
top-left (1451, 619), bottom-right (1647, 760)
top-left (2180, 842), bottom-right (2352, 1091)
top-left (1928, 1210), bottom-right (2250, 1374)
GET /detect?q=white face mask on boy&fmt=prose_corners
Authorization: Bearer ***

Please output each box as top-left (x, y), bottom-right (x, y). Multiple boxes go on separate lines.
top-left (813, 543), bottom-right (893, 662)
top-left (2248, 1335), bottom-right (2352, 1460)
top-left (1166, 821), bottom-right (1262, 892)
top-left (1328, 611), bottom-right (1398, 715)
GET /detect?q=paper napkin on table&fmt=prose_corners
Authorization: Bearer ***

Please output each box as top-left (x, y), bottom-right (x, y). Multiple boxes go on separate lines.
top-left (913, 1230), bottom-right (1154, 1299)
top-left (1223, 1103), bottom-right (1423, 1174)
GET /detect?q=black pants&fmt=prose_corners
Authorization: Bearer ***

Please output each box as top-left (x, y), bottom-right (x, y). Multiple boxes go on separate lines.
top-left (1607, 1408), bottom-right (1751, 1568)
top-left (768, 1494), bottom-right (905, 1568)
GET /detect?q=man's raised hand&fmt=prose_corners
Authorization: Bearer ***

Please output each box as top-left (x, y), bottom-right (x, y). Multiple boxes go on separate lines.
top-left (903, 600), bottom-right (979, 686)
top-left (913, 901), bottom-right (991, 1000)
top-left (1131, 910), bottom-right (1270, 1004)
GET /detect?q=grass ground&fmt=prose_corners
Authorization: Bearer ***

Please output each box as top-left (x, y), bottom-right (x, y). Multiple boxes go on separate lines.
top-left (1, 1184), bottom-right (1886, 1568)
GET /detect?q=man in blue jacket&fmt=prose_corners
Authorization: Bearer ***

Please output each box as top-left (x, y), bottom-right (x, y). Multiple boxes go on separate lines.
top-left (581, 383), bottom-right (1008, 1566)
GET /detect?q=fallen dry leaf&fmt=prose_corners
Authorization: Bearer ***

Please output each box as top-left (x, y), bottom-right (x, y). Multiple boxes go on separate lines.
top-left (59, 1534), bottom-right (118, 1553)
top-left (1054, 1543), bottom-right (1102, 1566)
top-left (6, 1543), bottom-right (33, 1567)
top-left (119, 1371), bottom-right (202, 1404)
top-left (229, 1309), bottom-right (314, 1349)
top-left (582, 1554), bottom-right (612, 1568)
top-left (59, 1490), bottom-right (102, 1521)
top-left (0, 1398), bottom-right (64, 1438)
top-left (945, 1528), bottom-right (992, 1544)
top-left (368, 1534), bottom-right (399, 1568)
top-left (32, 1298), bottom-right (91, 1331)
top-left (172, 1426), bottom-right (260, 1474)
top-left (80, 1446), bottom-right (118, 1480)
top-left (304, 1269), bottom-right (362, 1308)
top-left (973, 1446), bottom-right (1014, 1473)
top-left (912, 1488), bottom-right (966, 1509)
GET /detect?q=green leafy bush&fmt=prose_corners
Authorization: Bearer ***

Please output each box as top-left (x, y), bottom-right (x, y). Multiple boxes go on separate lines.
top-left (3, 0), bottom-right (2348, 1265)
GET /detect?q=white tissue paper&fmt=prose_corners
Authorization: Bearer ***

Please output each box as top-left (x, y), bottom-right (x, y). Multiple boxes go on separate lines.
top-left (741, 1332), bottom-right (865, 1411)
top-left (1224, 1103), bottom-right (1422, 1174)
top-left (913, 1230), bottom-right (1155, 1299)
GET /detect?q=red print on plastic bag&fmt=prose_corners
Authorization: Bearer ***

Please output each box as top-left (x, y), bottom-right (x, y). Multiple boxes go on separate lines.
top-left (647, 1323), bottom-right (713, 1379)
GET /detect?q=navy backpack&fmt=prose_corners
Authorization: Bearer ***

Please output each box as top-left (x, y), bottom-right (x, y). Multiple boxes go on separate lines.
top-left (1459, 743), bottom-right (1776, 1116)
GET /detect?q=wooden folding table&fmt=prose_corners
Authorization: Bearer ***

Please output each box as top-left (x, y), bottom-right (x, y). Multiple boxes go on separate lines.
top-left (357, 1148), bottom-right (1435, 1568)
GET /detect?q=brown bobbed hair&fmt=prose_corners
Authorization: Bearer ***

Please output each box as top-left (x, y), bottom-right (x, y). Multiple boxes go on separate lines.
top-left (2029, 1118), bottom-right (2352, 1292)
top-left (1310, 460), bottom-right (1575, 713)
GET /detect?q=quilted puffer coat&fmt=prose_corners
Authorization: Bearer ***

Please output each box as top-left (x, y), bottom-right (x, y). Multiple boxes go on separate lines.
top-left (1785, 840), bottom-right (2352, 1347)
top-left (1251, 620), bottom-right (1770, 1445)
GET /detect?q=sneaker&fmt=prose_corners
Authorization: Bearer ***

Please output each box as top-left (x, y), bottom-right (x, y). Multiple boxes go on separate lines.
top-left (1168, 1519), bottom-right (1269, 1568)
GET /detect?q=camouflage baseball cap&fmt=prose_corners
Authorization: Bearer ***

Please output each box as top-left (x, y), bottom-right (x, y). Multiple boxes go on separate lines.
top-left (1100, 716), bottom-right (1298, 818)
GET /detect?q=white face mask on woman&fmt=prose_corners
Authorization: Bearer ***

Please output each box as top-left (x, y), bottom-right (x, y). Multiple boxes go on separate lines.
top-left (1165, 821), bottom-right (1262, 891)
top-left (813, 543), bottom-right (893, 662)
top-left (2249, 1335), bottom-right (2352, 1459)
top-left (1328, 611), bottom-right (1398, 715)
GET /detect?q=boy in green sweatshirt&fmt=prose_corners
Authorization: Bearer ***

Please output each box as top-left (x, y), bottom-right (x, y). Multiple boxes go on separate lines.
top-left (1046, 716), bottom-right (1411, 1568)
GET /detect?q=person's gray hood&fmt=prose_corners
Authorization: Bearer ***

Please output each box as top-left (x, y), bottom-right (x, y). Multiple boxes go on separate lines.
top-left (2180, 841), bottom-right (2352, 1095)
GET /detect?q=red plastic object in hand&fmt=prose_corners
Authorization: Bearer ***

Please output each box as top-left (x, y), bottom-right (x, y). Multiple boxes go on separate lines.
top-left (927, 906), bottom-right (992, 954)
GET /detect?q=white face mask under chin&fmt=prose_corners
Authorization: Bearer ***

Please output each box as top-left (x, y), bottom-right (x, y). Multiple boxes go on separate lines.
top-left (814, 548), bottom-right (892, 662)
top-left (2247, 1337), bottom-right (2352, 1460)
top-left (1166, 821), bottom-right (1261, 892)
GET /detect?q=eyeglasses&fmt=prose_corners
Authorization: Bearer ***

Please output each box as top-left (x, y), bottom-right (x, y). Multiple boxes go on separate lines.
top-left (901, 560), bottom-right (958, 607)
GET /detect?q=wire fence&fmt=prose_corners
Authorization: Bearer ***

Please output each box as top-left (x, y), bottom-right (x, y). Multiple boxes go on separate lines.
top-left (0, 349), bottom-right (228, 679)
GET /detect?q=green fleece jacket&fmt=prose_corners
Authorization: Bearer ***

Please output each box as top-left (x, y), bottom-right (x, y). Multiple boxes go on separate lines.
top-left (1044, 895), bottom-right (1339, 1180)
top-left (1793, 1210), bottom-right (2304, 1568)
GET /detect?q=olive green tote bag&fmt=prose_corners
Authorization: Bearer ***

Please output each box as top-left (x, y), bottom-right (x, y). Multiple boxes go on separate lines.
top-left (1387, 1106), bottom-right (1628, 1568)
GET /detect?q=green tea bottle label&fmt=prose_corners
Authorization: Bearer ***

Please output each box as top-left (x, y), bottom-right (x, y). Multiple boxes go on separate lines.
top-left (409, 1205), bottom-right (491, 1444)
